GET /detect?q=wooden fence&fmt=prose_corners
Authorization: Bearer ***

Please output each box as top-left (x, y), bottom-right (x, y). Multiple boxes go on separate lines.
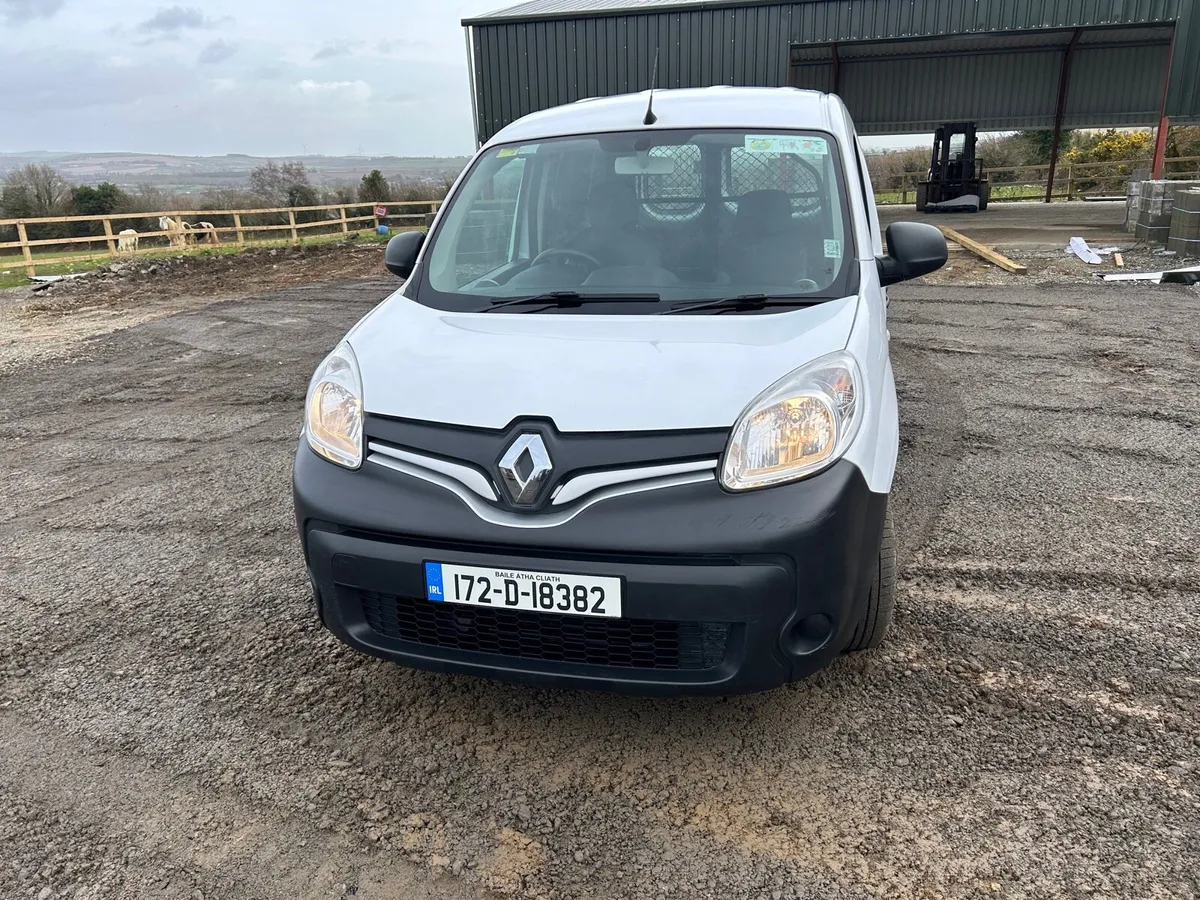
top-left (0, 199), bottom-right (443, 277)
top-left (874, 155), bottom-right (1200, 205)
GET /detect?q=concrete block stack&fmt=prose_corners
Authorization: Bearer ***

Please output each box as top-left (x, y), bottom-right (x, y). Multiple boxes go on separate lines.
top-left (1125, 180), bottom-right (1142, 232)
top-left (1167, 189), bottom-right (1200, 257)
top-left (1130, 180), bottom-right (1200, 244)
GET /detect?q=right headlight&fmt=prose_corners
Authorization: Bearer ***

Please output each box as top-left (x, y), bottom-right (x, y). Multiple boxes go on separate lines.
top-left (721, 351), bottom-right (862, 491)
top-left (304, 341), bottom-right (363, 469)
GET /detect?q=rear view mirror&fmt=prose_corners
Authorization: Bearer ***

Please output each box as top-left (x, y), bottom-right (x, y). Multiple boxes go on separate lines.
top-left (877, 222), bottom-right (947, 286)
top-left (614, 155), bottom-right (676, 176)
top-left (385, 230), bottom-right (425, 279)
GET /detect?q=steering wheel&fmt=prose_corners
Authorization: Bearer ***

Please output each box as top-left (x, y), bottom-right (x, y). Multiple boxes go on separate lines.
top-left (531, 248), bottom-right (602, 271)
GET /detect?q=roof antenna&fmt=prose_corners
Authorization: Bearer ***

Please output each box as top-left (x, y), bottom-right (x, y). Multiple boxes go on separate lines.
top-left (643, 48), bottom-right (660, 125)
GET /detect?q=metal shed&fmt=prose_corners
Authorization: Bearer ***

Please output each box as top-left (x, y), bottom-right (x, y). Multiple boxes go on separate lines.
top-left (462, 0), bottom-right (1200, 181)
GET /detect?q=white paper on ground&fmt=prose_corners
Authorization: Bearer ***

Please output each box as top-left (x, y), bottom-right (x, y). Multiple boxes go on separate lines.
top-left (1068, 237), bottom-right (1102, 265)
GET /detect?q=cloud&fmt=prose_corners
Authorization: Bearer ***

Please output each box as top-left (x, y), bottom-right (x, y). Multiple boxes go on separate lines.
top-left (375, 38), bottom-right (431, 55)
top-left (198, 39), bottom-right (237, 65)
top-left (312, 39), bottom-right (359, 61)
top-left (1, 0), bottom-right (66, 23)
top-left (295, 79), bottom-right (372, 103)
top-left (250, 62), bottom-right (288, 82)
top-left (137, 5), bottom-right (224, 36)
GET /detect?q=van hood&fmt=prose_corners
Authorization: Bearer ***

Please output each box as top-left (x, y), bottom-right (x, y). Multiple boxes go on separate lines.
top-left (349, 293), bottom-right (860, 432)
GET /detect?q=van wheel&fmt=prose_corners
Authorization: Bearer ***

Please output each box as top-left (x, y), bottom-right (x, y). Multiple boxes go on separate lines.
top-left (846, 509), bottom-right (896, 651)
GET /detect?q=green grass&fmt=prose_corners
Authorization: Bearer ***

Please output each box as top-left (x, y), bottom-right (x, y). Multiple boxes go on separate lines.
top-left (0, 225), bottom-right (416, 290)
top-left (0, 258), bottom-right (99, 289)
top-left (874, 184), bottom-right (1068, 205)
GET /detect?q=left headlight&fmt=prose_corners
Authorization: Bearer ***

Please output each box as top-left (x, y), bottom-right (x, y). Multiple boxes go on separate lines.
top-left (304, 341), bottom-right (363, 469)
top-left (721, 351), bottom-right (862, 491)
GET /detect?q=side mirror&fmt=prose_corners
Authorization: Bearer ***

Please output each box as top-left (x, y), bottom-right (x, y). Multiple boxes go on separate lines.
top-left (384, 230), bottom-right (425, 279)
top-left (877, 222), bottom-right (947, 286)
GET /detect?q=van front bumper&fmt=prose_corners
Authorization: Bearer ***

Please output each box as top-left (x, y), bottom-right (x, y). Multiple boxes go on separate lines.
top-left (293, 445), bottom-right (887, 696)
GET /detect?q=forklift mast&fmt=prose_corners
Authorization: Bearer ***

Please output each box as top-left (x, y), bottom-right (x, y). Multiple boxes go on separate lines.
top-left (918, 122), bottom-right (989, 213)
top-left (930, 122), bottom-right (978, 184)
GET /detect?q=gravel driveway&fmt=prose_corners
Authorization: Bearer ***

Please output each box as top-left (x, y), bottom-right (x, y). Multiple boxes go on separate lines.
top-left (1, 275), bottom-right (1197, 900)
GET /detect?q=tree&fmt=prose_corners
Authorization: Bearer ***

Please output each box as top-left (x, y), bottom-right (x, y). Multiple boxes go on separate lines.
top-left (358, 169), bottom-right (391, 203)
top-left (1017, 130), bottom-right (1072, 165)
top-left (71, 182), bottom-right (126, 216)
top-left (249, 160), bottom-right (315, 208)
top-left (327, 183), bottom-right (358, 205)
top-left (0, 163), bottom-right (73, 219)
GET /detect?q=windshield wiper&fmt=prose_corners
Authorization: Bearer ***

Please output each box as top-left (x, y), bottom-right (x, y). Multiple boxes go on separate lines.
top-left (661, 293), bottom-right (826, 315)
top-left (480, 291), bottom-right (661, 312)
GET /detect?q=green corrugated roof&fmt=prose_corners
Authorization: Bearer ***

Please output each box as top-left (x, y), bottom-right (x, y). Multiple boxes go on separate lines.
top-left (465, 0), bottom-right (757, 26)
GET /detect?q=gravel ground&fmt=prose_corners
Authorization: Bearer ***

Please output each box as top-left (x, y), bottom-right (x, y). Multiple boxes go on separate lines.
top-left (1, 268), bottom-right (1198, 900)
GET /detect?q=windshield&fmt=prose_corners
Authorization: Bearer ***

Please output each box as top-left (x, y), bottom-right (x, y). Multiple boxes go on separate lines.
top-left (418, 129), bottom-right (855, 312)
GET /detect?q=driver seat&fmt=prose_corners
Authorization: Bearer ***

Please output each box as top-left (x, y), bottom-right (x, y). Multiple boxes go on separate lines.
top-left (569, 179), bottom-right (661, 267)
top-left (722, 190), bottom-right (812, 285)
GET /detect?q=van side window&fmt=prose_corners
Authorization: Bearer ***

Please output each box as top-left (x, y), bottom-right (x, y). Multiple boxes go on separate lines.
top-left (722, 142), bottom-right (844, 261)
top-left (453, 157), bottom-right (526, 285)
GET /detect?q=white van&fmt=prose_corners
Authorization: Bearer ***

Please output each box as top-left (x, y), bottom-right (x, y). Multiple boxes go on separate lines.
top-left (293, 87), bottom-right (946, 695)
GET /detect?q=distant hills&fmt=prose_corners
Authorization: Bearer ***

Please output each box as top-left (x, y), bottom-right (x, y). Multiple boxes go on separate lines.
top-left (0, 151), bottom-right (471, 193)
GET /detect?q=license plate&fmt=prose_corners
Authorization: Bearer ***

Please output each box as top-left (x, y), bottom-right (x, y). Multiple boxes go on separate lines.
top-left (423, 562), bottom-right (622, 618)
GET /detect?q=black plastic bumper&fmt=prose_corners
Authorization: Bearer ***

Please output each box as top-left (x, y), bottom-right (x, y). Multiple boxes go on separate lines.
top-left (293, 443), bottom-right (887, 696)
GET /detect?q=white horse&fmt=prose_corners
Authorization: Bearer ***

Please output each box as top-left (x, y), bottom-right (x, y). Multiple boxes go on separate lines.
top-left (159, 216), bottom-right (187, 250)
top-left (160, 217), bottom-right (219, 247)
top-left (117, 229), bottom-right (139, 253)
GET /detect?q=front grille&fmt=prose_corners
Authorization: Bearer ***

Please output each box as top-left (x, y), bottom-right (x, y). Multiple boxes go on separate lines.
top-left (359, 591), bottom-right (729, 671)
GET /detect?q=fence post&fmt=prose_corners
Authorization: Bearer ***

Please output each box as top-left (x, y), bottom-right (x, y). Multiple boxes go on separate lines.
top-left (288, 210), bottom-right (298, 244)
top-left (901, 174), bottom-right (908, 206)
top-left (339, 207), bottom-right (348, 235)
top-left (16, 221), bottom-right (34, 277)
top-left (173, 216), bottom-right (184, 251)
top-left (102, 217), bottom-right (117, 255)
top-left (233, 213), bottom-right (245, 246)
top-left (1066, 164), bottom-right (1074, 201)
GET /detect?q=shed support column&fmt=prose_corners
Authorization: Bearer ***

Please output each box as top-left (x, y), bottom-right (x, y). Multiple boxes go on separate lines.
top-left (1045, 29), bottom-right (1082, 203)
top-left (830, 42), bottom-right (840, 94)
top-left (1151, 29), bottom-right (1175, 179)
top-left (1152, 116), bottom-right (1171, 179)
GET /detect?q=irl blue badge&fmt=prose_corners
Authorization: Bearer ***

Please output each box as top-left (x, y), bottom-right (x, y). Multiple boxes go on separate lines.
top-left (424, 562), bottom-right (445, 602)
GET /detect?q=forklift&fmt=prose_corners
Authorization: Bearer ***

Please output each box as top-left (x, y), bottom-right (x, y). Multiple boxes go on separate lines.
top-left (916, 122), bottom-right (990, 213)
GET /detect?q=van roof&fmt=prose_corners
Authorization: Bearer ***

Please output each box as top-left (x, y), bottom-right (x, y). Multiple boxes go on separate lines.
top-left (486, 86), bottom-right (845, 146)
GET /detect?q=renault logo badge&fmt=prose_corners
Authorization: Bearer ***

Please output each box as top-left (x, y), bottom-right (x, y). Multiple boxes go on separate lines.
top-left (498, 433), bottom-right (553, 506)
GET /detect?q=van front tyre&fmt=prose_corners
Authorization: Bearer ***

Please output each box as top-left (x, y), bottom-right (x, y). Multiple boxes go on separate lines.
top-left (846, 509), bottom-right (896, 651)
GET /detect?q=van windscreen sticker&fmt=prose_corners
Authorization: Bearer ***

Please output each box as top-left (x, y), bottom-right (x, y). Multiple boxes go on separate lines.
top-left (824, 239), bottom-right (842, 259)
top-left (744, 135), bottom-right (829, 156)
top-left (496, 144), bottom-right (539, 159)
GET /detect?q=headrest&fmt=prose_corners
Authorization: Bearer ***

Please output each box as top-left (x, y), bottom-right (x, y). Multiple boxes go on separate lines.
top-left (586, 179), bottom-right (640, 228)
top-left (736, 190), bottom-right (794, 235)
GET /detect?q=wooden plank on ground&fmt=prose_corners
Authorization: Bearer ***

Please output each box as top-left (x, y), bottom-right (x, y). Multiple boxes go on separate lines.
top-left (1114, 252), bottom-right (1125, 268)
top-left (938, 225), bottom-right (1028, 275)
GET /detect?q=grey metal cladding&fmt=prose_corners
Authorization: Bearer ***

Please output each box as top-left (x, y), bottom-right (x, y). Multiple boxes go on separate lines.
top-left (466, 0), bottom-right (1198, 142)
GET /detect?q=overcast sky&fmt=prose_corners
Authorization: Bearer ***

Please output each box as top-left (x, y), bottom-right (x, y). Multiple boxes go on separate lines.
top-left (1, 0), bottom-right (926, 158)
top-left (1, 0), bottom-right (504, 157)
